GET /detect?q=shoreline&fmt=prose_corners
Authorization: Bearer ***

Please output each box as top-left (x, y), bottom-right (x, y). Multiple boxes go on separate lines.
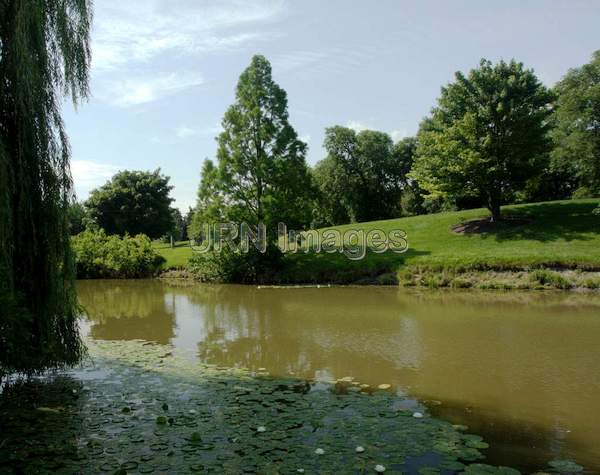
top-left (156, 265), bottom-right (600, 291)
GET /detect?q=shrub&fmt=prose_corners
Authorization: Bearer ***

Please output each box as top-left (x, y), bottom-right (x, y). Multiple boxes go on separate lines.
top-left (529, 269), bottom-right (573, 289)
top-left (188, 244), bottom-right (283, 284)
top-left (72, 230), bottom-right (165, 279)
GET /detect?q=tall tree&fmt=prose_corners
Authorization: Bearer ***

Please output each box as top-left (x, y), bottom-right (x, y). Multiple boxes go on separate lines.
top-left (195, 55), bottom-right (313, 237)
top-left (85, 169), bottom-right (175, 239)
top-left (552, 50), bottom-right (600, 196)
top-left (411, 59), bottom-right (553, 222)
top-left (68, 201), bottom-right (87, 235)
top-left (311, 156), bottom-right (351, 227)
top-left (318, 126), bottom-right (405, 223)
top-left (0, 0), bottom-right (92, 375)
top-left (189, 159), bottom-right (225, 240)
top-left (392, 137), bottom-right (426, 216)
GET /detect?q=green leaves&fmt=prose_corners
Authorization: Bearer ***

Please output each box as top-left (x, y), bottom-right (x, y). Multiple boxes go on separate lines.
top-left (0, 0), bottom-right (91, 376)
top-left (547, 459), bottom-right (584, 473)
top-left (72, 229), bottom-right (165, 278)
top-left (552, 50), bottom-right (600, 196)
top-left (85, 169), bottom-right (175, 239)
top-left (194, 55), bottom-right (314, 239)
top-left (412, 58), bottom-right (553, 221)
top-left (0, 338), bottom-right (535, 473)
top-left (317, 127), bottom-right (406, 224)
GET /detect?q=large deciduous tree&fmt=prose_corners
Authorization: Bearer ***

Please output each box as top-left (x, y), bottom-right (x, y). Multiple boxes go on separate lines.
top-left (551, 50), bottom-right (600, 197)
top-left (411, 59), bottom-right (553, 222)
top-left (194, 55), bottom-right (313, 237)
top-left (0, 0), bottom-right (92, 375)
top-left (85, 169), bottom-right (174, 239)
top-left (315, 127), bottom-right (406, 224)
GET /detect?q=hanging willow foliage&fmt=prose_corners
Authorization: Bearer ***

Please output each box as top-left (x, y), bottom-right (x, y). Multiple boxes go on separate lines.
top-left (0, 0), bottom-right (92, 376)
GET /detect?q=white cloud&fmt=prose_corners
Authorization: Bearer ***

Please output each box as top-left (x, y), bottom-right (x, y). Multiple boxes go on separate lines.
top-left (175, 124), bottom-right (222, 139)
top-left (271, 46), bottom-right (380, 76)
top-left (346, 120), bottom-right (372, 132)
top-left (299, 134), bottom-right (311, 144)
top-left (105, 72), bottom-right (205, 108)
top-left (92, 0), bottom-right (282, 71)
top-left (91, 1), bottom-right (281, 107)
top-left (71, 160), bottom-right (120, 198)
top-left (347, 122), bottom-right (410, 142)
top-left (390, 129), bottom-right (408, 141)
top-left (175, 126), bottom-right (198, 139)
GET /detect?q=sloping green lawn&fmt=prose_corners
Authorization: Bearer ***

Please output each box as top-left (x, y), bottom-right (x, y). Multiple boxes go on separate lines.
top-left (153, 240), bottom-right (194, 269)
top-left (155, 199), bottom-right (600, 280)
top-left (284, 199), bottom-right (600, 282)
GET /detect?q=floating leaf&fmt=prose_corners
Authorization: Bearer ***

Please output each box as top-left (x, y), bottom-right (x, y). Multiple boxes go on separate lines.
top-left (548, 460), bottom-right (584, 473)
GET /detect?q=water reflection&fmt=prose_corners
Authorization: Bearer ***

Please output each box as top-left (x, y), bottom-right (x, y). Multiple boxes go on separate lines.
top-left (78, 280), bottom-right (600, 471)
top-left (80, 280), bottom-right (175, 343)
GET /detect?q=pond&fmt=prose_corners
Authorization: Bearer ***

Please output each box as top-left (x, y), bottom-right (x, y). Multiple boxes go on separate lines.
top-left (77, 280), bottom-right (600, 472)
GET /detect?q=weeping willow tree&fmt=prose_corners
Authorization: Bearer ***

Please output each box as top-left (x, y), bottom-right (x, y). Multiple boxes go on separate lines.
top-left (0, 0), bottom-right (92, 377)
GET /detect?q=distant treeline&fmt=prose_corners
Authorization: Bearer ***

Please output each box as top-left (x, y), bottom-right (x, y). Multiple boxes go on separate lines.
top-left (72, 51), bottom-right (600, 241)
top-left (68, 51), bottom-right (600, 284)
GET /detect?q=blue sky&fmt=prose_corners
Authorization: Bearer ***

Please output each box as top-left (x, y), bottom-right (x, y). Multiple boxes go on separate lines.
top-left (65, 0), bottom-right (600, 212)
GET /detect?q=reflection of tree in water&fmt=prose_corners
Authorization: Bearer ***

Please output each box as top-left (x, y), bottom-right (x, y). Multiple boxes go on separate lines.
top-left (77, 280), bottom-right (176, 343)
top-left (76, 281), bottom-right (600, 470)
top-left (176, 285), bottom-right (414, 382)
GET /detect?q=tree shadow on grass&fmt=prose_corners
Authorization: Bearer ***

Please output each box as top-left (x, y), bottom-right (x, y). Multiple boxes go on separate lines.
top-left (478, 201), bottom-right (600, 243)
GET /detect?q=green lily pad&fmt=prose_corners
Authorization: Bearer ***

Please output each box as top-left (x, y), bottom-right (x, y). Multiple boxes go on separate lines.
top-left (548, 459), bottom-right (584, 473)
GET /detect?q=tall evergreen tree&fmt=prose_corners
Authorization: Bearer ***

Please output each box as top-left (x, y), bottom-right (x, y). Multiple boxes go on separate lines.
top-left (0, 0), bottom-right (92, 376)
top-left (195, 55), bottom-right (313, 237)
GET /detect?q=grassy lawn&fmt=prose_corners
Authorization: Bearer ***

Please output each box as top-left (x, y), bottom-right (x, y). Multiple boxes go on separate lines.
top-left (153, 240), bottom-right (194, 269)
top-left (282, 199), bottom-right (600, 283)
top-left (154, 199), bottom-right (600, 282)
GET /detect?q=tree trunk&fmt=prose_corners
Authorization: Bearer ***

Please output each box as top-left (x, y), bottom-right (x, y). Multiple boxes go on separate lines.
top-left (487, 194), bottom-right (502, 223)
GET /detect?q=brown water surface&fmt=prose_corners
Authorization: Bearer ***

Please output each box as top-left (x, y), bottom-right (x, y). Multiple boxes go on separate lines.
top-left (77, 280), bottom-right (600, 472)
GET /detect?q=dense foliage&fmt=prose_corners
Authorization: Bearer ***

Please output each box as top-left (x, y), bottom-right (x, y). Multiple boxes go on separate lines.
top-left (190, 55), bottom-right (313, 282)
top-left (188, 160), bottom-right (224, 240)
top-left (313, 127), bottom-right (409, 225)
top-left (72, 230), bottom-right (165, 279)
top-left (85, 169), bottom-right (175, 239)
top-left (0, 0), bottom-right (91, 376)
top-left (193, 55), bottom-right (314, 236)
top-left (188, 244), bottom-right (283, 284)
top-left (410, 59), bottom-right (554, 221)
top-left (68, 201), bottom-right (87, 235)
top-left (551, 50), bottom-right (600, 197)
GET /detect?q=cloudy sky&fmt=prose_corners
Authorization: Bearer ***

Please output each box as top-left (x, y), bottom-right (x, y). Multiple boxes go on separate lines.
top-left (65, 0), bottom-right (600, 211)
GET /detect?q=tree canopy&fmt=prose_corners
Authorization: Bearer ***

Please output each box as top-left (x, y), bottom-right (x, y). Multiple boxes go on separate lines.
top-left (315, 127), bottom-right (407, 224)
top-left (85, 169), bottom-right (175, 239)
top-left (0, 0), bottom-right (92, 375)
top-left (193, 55), bottom-right (314, 237)
top-left (551, 50), bottom-right (600, 197)
top-left (411, 59), bottom-right (554, 221)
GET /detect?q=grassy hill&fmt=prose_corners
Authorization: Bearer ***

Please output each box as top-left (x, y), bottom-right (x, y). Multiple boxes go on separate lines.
top-left (155, 199), bottom-right (600, 287)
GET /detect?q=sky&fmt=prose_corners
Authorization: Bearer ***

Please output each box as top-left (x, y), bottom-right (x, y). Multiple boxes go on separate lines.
top-left (65, 0), bottom-right (600, 212)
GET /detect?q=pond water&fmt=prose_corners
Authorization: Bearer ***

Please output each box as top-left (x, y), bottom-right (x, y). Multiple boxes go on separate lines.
top-left (77, 280), bottom-right (600, 472)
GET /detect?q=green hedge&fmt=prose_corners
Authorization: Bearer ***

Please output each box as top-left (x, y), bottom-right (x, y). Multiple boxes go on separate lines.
top-left (73, 230), bottom-right (165, 279)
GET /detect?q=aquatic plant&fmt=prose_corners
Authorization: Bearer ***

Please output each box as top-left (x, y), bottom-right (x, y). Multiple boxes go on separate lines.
top-left (0, 339), bottom-right (535, 473)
